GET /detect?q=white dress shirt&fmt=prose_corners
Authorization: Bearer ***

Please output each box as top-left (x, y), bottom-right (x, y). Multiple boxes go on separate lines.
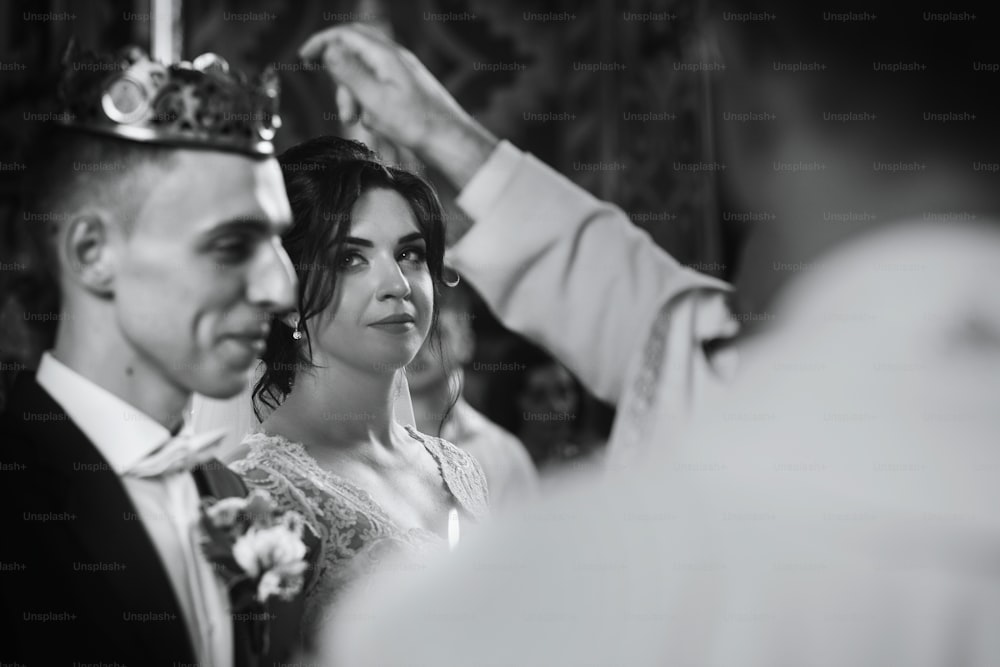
top-left (37, 353), bottom-right (234, 667)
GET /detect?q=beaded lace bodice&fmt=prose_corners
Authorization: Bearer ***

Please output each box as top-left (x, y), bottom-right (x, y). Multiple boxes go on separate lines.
top-left (230, 425), bottom-right (489, 641)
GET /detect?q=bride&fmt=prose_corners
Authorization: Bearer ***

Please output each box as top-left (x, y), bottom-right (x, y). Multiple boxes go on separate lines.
top-left (228, 136), bottom-right (489, 646)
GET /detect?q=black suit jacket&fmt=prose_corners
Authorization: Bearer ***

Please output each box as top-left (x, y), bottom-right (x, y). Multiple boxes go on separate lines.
top-left (0, 372), bottom-right (306, 666)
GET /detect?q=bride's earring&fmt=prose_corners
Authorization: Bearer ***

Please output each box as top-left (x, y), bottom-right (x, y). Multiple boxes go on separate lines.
top-left (291, 317), bottom-right (303, 341)
top-left (442, 265), bottom-right (461, 288)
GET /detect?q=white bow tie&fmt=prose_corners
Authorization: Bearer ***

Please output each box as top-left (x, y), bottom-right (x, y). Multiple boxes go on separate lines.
top-left (126, 428), bottom-right (228, 478)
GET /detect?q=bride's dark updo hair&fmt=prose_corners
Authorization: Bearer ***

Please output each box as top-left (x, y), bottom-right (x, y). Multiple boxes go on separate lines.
top-left (252, 136), bottom-right (446, 419)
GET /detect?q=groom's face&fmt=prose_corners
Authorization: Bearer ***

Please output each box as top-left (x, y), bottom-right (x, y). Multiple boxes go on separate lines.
top-left (113, 149), bottom-right (297, 398)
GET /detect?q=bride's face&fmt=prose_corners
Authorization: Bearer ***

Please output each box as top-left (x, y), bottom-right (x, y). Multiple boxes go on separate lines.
top-left (310, 187), bottom-right (434, 375)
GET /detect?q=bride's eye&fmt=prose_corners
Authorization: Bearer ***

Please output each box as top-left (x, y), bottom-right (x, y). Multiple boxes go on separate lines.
top-left (398, 246), bottom-right (427, 263)
top-left (336, 250), bottom-right (365, 270)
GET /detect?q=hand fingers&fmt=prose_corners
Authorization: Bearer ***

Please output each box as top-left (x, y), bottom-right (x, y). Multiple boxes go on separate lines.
top-left (350, 23), bottom-right (397, 48)
top-left (302, 26), bottom-right (398, 100)
top-left (353, 24), bottom-right (421, 76)
top-left (299, 25), bottom-right (356, 61)
top-left (335, 86), bottom-right (360, 125)
top-left (359, 109), bottom-right (374, 130)
top-left (299, 24), bottom-right (394, 66)
top-left (298, 25), bottom-right (338, 61)
top-left (321, 40), bottom-right (387, 108)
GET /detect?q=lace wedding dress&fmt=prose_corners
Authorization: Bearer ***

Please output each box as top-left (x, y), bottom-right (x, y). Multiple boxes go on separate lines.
top-left (230, 424), bottom-right (489, 644)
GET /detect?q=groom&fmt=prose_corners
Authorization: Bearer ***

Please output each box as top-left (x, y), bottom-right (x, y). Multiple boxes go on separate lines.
top-left (1, 48), bottom-right (300, 666)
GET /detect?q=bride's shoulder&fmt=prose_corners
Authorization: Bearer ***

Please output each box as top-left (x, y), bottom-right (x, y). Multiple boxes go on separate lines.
top-left (240, 430), bottom-right (287, 450)
top-left (403, 425), bottom-right (490, 506)
top-left (402, 424), bottom-right (466, 459)
top-left (229, 432), bottom-right (300, 477)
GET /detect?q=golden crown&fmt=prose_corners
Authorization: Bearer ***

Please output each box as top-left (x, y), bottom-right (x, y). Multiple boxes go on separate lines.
top-left (57, 44), bottom-right (281, 157)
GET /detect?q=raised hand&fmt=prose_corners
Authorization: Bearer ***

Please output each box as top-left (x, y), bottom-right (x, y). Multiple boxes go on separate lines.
top-left (300, 24), bottom-right (497, 188)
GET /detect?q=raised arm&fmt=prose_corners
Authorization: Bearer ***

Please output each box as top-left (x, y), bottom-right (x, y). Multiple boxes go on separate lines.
top-left (448, 142), bottom-right (729, 403)
top-left (300, 25), bottom-right (731, 404)
top-left (300, 24), bottom-right (496, 198)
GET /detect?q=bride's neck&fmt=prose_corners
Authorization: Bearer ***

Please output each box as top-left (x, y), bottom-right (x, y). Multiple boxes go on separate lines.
top-left (268, 359), bottom-right (400, 450)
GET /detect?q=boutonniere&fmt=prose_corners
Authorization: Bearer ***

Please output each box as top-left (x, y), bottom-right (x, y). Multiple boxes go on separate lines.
top-left (200, 489), bottom-right (309, 655)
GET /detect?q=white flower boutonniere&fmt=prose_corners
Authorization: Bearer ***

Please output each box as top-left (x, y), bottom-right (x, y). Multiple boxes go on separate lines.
top-left (200, 489), bottom-right (310, 654)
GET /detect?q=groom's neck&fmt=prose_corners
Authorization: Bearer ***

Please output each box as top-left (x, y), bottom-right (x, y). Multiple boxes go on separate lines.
top-left (51, 320), bottom-right (190, 432)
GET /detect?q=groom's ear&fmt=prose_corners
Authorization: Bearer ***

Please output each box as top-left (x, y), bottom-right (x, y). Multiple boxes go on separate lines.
top-left (62, 212), bottom-right (118, 297)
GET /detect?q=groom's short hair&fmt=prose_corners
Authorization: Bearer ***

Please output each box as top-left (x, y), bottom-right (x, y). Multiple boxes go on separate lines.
top-left (19, 126), bottom-right (178, 280)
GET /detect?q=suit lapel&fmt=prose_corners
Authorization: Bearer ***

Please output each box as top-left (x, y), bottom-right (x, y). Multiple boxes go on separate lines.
top-left (193, 460), bottom-right (247, 499)
top-left (10, 374), bottom-right (197, 666)
top-left (64, 468), bottom-right (198, 663)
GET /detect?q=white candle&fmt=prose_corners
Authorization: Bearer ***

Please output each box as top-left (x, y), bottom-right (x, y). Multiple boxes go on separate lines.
top-left (447, 508), bottom-right (460, 551)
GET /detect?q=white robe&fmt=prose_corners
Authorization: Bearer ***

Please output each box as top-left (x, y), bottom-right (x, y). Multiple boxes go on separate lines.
top-left (322, 146), bottom-right (1000, 665)
top-left (449, 141), bottom-right (737, 470)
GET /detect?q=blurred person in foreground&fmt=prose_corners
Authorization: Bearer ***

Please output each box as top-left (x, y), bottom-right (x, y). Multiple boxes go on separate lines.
top-left (299, 2), bottom-right (1000, 665)
top-left (0, 48), bottom-right (306, 666)
top-left (407, 280), bottom-right (538, 510)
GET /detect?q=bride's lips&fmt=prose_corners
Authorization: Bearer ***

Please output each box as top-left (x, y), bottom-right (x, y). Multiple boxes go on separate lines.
top-left (369, 312), bottom-right (416, 333)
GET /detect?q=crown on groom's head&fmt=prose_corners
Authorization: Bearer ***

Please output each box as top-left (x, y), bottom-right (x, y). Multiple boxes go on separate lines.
top-left (56, 43), bottom-right (281, 157)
